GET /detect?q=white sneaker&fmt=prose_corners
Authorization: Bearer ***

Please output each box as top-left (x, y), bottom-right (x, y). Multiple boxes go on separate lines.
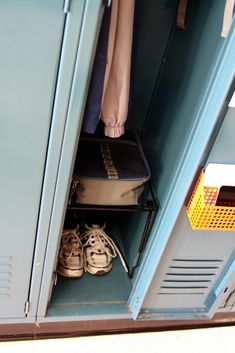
top-left (81, 224), bottom-right (128, 275)
top-left (57, 227), bottom-right (84, 278)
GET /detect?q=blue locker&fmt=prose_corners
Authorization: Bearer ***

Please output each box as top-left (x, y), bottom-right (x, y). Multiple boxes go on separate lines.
top-left (0, 0), bottom-right (234, 327)
top-left (0, 0), bottom-right (66, 320)
top-left (34, 0), bottom-right (235, 324)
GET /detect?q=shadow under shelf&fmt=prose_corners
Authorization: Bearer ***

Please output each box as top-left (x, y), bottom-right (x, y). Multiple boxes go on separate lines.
top-left (66, 182), bottom-right (158, 278)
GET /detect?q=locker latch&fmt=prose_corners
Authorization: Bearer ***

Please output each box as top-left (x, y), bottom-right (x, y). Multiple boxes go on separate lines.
top-left (63, 0), bottom-right (71, 14)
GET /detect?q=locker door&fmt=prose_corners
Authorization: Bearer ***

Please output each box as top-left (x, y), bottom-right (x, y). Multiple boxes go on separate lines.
top-left (128, 3), bottom-right (235, 319)
top-left (0, 0), bottom-right (65, 319)
top-left (140, 99), bottom-right (235, 320)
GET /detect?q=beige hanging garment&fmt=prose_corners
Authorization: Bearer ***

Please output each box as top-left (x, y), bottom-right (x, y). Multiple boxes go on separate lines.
top-left (221, 0), bottom-right (235, 37)
top-left (101, 0), bottom-right (135, 138)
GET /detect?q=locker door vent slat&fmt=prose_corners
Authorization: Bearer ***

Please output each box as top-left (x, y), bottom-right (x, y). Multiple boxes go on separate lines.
top-left (158, 258), bottom-right (223, 296)
top-left (0, 256), bottom-right (12, 299)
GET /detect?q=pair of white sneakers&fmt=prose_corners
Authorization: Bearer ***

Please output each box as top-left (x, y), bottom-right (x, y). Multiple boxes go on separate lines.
top-left (57, 224), bottom-right (127, 278)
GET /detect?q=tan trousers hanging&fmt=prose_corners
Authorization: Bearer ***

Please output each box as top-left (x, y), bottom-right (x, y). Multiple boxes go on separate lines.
top-left (101, 0), bottom-right (135, 138)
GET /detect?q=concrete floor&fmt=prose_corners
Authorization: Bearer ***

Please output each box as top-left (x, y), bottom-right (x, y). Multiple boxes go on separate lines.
top-left (1, 326), bottom-right (235, 353)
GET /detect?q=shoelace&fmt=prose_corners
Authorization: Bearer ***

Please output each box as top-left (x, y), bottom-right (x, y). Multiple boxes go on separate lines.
top-left (81, 224), bottom-right (128, 273)
top-left (68, 176), bottom-right (80, 205)
top-left (59, 227), bottom-right (83, 262)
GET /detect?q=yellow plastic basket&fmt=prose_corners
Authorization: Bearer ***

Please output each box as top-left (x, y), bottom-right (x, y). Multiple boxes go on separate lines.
top-left (186, 170), bottom-right (235, 230)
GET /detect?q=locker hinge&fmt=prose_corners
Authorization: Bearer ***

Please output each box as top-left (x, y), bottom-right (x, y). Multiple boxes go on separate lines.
top-left (24, 300), bottom-right (30, 316)
top-left (63, 0), bottom-right (71, 14)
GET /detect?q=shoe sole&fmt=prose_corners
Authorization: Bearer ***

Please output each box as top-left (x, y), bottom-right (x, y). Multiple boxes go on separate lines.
top-left (57, 264), bottom-right (83, 278)
top-left (85, 262), bottom-right (112, 276)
